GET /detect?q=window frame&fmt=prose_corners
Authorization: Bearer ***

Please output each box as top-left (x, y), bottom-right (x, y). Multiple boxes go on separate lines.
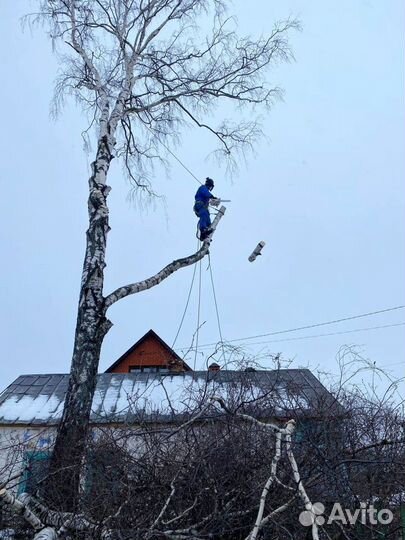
top-left (18, 450), bottom-right (50, 496)
top-left (128, 365), bottom-right (170, 374)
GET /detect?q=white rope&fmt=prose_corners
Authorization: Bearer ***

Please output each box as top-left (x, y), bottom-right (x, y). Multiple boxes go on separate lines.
top-left (193, 258), bottom-right (203, 370)
top-left (208, 253), bottom-right (227, 368)
top-left (171, 239), bottom-right (200, 349)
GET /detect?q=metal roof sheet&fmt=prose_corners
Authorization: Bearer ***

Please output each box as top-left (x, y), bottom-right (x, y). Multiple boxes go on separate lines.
top-left (0, 370), bottom-right (342, 426)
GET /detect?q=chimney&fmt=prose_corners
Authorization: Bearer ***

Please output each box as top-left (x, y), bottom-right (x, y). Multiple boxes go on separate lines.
top-left (208, 362), bottom-right (220, 372)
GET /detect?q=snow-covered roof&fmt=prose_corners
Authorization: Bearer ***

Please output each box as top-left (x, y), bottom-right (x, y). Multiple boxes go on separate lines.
top-left (0, 370), bottom-right (341, 426)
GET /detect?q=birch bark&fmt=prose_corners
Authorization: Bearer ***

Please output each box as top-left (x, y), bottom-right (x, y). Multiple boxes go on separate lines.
top-left (45, 137), bottom-right (114, 509)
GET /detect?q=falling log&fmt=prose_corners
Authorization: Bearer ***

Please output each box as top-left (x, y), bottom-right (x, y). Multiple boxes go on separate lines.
top-left (248, 241), bottom-right (266, 262)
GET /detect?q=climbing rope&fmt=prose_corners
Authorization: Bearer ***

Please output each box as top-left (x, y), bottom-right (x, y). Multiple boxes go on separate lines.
top-left (194, 258), bottom-right (203, 371)
top-left (171, 253), bottom-right (198, 349)
top-left (144, 123), bottom-right (202, 185)
top-left (144, 123), bottom-right (226, 367)
top-left (172, 247), bottom-right (228, 370)
top-left (162, 140), bottom-right (202, 185)
top-left (208, 253), bottom-right (227, 367)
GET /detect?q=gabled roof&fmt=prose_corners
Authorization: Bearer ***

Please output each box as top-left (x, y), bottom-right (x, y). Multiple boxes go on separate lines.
top-left (105, 329), bottom-right (192, 372)
top-left (0, 369), bottom-right (343, 426)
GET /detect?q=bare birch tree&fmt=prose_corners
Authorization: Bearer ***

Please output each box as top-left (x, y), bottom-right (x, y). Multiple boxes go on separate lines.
top-left (28, 0), bottom-right (299, 509)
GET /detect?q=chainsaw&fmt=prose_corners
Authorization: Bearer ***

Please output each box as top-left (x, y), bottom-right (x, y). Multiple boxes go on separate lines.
top-left (209, 198), bottom-right (231, 207)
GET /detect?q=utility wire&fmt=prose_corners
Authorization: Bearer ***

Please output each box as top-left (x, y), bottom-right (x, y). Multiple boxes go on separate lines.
top-left (191, 321), bottom-right (405, 350)
top-left (178, 305), bottom-right (405, 351)
top-left (220, 321), bottom-right (405, 348)
top-left (182, 321), bottom-right (405, 352)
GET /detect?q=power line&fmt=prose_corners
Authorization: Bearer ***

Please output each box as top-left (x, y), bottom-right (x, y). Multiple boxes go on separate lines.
top-left (223, 321), bottom-right (405, 348)
top-left (182, 321), bottom-right (405, 352)
top-left (178, 305), bottom-right (405, 351)
top-left (382, 360), bottom-right (405, 369)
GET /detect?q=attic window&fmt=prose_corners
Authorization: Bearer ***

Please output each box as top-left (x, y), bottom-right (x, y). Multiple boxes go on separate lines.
top-left (129, 366), bottom-right (170, 374)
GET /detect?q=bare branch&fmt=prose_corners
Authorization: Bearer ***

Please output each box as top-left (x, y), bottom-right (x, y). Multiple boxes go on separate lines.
top-left (248, 432), bottom-right (283, 540)
top-left (0, 488), bottom-right (44, 530)
top-left (285, 433), bottom-right (320, 540)
top-left (104, 205), bottom-right (226, 308)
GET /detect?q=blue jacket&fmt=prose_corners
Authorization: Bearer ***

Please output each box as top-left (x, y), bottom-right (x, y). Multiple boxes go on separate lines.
top-left (195, 185), bottom-right (214, 207)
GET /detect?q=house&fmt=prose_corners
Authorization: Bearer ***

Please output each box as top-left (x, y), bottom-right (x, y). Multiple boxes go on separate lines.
top-left (0, 330), bottom-right (342, 495)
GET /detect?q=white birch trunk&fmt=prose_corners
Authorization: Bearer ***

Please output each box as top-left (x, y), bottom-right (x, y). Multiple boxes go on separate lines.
top-left (45, 137), bottom-right (114, 510)
top-left (285, 433), bottom-right (320, 540)
top-left (249, 432), bottom-right (282, 540)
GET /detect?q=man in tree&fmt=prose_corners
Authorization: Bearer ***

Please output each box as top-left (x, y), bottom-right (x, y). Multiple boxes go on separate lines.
top-left (194, 177), bottom-right (218, 240)
top-left (28, 0), bottom-right (299, 510)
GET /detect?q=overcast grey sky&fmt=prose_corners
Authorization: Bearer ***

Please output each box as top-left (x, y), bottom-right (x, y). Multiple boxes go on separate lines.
top-left (1, 1), bottom-right (404, 392)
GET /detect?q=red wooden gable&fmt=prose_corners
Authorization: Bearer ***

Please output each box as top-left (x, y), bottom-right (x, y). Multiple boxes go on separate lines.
top-left (105, 329), bottom-right (192, 374)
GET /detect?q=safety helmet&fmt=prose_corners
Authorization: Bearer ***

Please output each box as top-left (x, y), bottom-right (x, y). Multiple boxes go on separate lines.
top-left (205, 177), bottom-right (214, 189)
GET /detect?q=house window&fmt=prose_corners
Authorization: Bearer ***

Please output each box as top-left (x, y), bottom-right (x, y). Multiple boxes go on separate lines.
top-left (18, 451), bottom-right (50, 496)
top-left (129, 366), bottom-right (170, 374)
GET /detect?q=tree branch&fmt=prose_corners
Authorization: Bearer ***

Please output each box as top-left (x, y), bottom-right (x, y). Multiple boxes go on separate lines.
top-left (285, 433), bottom-right (320, 540)
top-left (211, 395), bottom-right (296, 435)
top-left (0, 488), bottom-right (44, 530)
top-left (248, 432), bottom-right (283, 540)
top-left (104, 205), bottom-right (226, 309)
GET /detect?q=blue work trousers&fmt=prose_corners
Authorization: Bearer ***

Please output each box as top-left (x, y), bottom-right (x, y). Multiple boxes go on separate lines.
top-left (193, 202), bottom-right (211, 231)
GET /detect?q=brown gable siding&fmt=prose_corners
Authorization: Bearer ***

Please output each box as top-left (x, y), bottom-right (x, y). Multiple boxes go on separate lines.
top-left (108, 335), bottom-right (176, 373)
top-left (106, 330), bottom-right (192, 373)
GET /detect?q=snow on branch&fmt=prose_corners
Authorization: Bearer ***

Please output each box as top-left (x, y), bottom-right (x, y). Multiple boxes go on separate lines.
top-left (104, 205), bottom-right (226, 309)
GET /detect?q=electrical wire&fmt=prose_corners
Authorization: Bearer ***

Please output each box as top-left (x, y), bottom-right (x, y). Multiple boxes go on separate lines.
top-left (227, 321), bottom-right (405, 347)
top-left (181, 321), bottom-right (405, 352)
top-left (179, 305), bottom-right (405, 351)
